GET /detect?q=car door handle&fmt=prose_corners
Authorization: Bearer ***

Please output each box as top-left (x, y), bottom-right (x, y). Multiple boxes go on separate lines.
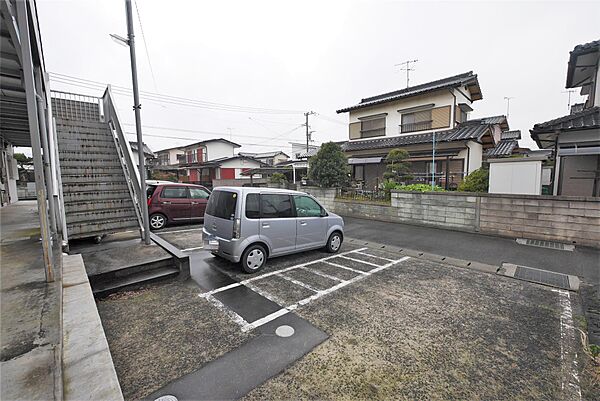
top-left (161, 201), bottom-right (171, 205)
top-left (262, 223), bottom-right (270, 228)
top-left (191, 202), bottom-right (199, 205)
top-left (299, 221), bottom-right (307, 226)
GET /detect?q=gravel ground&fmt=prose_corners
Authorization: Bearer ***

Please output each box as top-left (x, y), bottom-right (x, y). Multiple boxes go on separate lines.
top-left (96, 279), bottom-right (253, 401)
top-left (245, 256), bottom-right (587, 400)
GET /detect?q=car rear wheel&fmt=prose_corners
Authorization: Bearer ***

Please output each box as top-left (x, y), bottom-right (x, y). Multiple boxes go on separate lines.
top-left (149, 213), bottom-right (167, 230)
top-left (241, 244), bottom-right (266, 273)
top-left (326, 231), bottom-right (343, 253)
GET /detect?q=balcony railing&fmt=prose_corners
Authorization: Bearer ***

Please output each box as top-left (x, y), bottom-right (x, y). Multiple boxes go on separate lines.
top-left (400, 120), bottom-right (432, 133)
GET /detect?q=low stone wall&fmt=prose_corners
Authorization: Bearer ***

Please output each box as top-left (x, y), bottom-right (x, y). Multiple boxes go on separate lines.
top-left (305, 187), bottom-right (600, 248)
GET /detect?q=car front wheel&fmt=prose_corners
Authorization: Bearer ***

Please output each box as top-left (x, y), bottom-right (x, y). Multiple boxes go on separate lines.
top-left (241, 244), bottom-right (267, 273)
top-left (326, 232), bottom-right (343, 253)
top-left (149, 213), bottom-right (167, 230)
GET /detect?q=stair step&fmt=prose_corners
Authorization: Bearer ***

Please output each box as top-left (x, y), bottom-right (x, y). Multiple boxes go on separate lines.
top-left (60, 160), bottom-right (122, 168)
top-left (63, 189), bottom-right (132, 203)
top-left (92, 267), bottom-right (179, 295)
top-left (58, 142), bottom-right (116, 151)
top-left (58, 152), bottom-right (122, 162)
top-left (63, 182), bottom-right (129, 192)
top-left (55, 119), bottom-right (108, 130)
top-left (67, 217), bottom-right (139, 238)
top-left (58, 137), bottom-right (116, 148)
top-left (61, 174), bottom-right (127, 184)
top-left (66, 207), bottom-right (137, 224)
top-left (63, 198), bottom-right (135, 213)
top-left (60, 165), bottom-right (124, 175)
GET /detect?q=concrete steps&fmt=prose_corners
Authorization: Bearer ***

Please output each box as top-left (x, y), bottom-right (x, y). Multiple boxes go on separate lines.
top-left (91, 266), bottom-right (179, 296)
top-left (53, 102), bottom-right (141, 240)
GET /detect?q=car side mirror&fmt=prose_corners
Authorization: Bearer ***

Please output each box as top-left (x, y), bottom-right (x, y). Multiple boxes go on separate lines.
top-left (320, 210), bottom-right (328, 217)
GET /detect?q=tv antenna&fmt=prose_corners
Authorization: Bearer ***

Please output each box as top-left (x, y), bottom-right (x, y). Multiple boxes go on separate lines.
top-left (395, 59), bottom-right (418, 88)
top-left (562, 90), bottom-right (576, 112)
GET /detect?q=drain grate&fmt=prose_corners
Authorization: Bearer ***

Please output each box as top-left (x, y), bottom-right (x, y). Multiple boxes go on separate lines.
top-left (516, 238), bottom-right (574, 251)
top-left (514, 265), bottom-right (570, 289)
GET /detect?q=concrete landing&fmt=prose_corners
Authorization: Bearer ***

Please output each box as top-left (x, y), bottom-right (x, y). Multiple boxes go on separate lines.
top-left (0, 201), bottom-right (61, 400)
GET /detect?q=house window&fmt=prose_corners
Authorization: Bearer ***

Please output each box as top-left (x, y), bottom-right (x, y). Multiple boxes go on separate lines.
top-left (186, 150), bottom-right (197, 163)
top-left (158, 153), bottom-right (169, 165)
top-left (401, 110), bottom-right (432, 133)
top-left (354, 165), bottom-right (364, 181)
top-left (360, 116), bottom-right (386, 138)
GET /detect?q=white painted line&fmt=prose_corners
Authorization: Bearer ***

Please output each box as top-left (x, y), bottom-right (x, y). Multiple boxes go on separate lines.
top-left (199, 282), bottom-right (242, 298)
top-left (355, 251), bottom-right (396, 263)
top-left (181, 246), bottom-right (204, 252)
top-left (338, 255), bottom-right (382, 268)
top-left (323, 260), bottom-right (368, 275)
top-left (277, 273), bottom-right (319, 292)
top-left (553, 289), bottom-right (582, 400)
top-left (242, 308), bottom-right (291, 332)
top-left (244, 256), bottom-right (411, 331)
top-left (300, 266), bottom-right (345, 282)
top-left (204, 294), bottom-right (248, 328)
top-left (244, 282), bottom-right (287, 306)
top-left (157, 227), bottom-right (203, 234)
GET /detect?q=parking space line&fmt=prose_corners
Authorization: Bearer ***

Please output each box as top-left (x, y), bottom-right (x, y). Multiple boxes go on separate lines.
top-left (245, 282), bottom-right (287, 306)
top-left (181, 246), bottom-right (204, 252)
top-left (322, 260), bottom-right (368, 275)
top-left (243, 256), bottom-right (411, 331)
top-left (338, 255), bottom-right (382, 268)
top-left (199, 248), bottom-right (368, 298)
top-left (204, 294), bottom-right (249, 328)
top-left (277, 273), bottom-right (319, 292)
top-left (156, 227), bottom-right (203, 234)
top-left (300, 266), bottom-right (345, 282)
top-left (354, 251), bottom-right (396, 263)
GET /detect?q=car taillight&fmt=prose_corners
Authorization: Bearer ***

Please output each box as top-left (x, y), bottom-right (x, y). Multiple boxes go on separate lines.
top-left (232, 218), bottom-right (241, 239)
top-left (147, 197), bottom-right (152, 206)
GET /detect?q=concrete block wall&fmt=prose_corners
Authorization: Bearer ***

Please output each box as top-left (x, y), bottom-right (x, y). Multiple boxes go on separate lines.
top-left (479, 194), bottom-right (600, 247)
top-left (391, 192), bottom-right (478, 231)
top-left (307, 187), bottom-right (600, 248)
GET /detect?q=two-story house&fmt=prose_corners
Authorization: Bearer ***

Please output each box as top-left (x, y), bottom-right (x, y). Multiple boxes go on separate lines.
top-left (238, 150), bottom-right (290, 166)
top-left (177, 138), bottom-right (265, 187)
top-left (530, 39), bottom-right (600, 197)
top-left (336, 71), bottom-right (511, 189)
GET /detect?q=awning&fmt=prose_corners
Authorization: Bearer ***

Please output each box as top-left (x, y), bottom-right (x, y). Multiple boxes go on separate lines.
top-left (558, 146), bottom-right (600, 156)
top-left (348, 157), bottom-right (382, 165)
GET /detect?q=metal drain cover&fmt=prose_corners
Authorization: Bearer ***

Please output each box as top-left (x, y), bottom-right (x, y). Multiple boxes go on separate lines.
top-left (516, 238), bottom-right (574, 251)
top-left (497, 263), bottom-right (580, 291)
top-left (275, 325), bottom-right (295, 337)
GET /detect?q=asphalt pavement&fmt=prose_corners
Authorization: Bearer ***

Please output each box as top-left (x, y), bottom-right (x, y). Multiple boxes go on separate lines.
top-left (343, 216), bottom-right (599, 284)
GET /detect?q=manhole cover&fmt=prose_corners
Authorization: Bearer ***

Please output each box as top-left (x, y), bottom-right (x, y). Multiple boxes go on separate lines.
top-left (154, 396), bottom-right (178, 401)
top-left (275, 325), bottom-right (295, 337)
top-left (514, 266), bottom-right (570, 289)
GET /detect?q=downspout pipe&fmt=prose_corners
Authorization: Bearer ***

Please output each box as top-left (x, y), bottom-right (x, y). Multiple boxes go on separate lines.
top-left (448, 88), bottom-right (457, 128)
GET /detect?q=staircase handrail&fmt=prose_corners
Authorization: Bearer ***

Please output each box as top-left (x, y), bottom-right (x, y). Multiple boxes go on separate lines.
top-left (101, 85), bottom-right (144, 236)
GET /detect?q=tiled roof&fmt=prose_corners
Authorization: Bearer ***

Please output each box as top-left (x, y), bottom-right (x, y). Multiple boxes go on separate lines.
top-left (298, 148), bottom-right (319, 158)
top-left (570, 39), bottom-right (600, 57)
top-left (485, 140), bottom-right (518, 157)
top-left (341, 117), bottom-right (498, 152)
top-left (337, 71), bottom-right (482, 113)
top-left (500, 130), bottom-right (521, 140)
top-left (239, 151), bottom-right (289, 158)
top-left (531, 106), bottom-right (600, 133)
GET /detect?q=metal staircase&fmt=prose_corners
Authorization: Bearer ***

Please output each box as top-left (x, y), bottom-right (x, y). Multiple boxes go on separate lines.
top-left (52, 90), bottom-right (142, 241)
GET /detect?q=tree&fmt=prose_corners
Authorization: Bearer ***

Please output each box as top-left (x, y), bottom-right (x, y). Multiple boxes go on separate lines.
top-left (13, 153), bottom-right (32, 169)
top-left (308, 142), bottom-right (349, 187)
top-left (383, 148), bottom-right (411, 183)
top-left (457, 167), bottom-right (489, 192)
top-left (269, 172), bottom-right (288, 184)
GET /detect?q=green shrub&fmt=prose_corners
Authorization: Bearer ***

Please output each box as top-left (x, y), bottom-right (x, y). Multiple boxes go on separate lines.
top-left (308, 142), bottom-right (349, 187)
top-left (457, 168), bottom-right (489, 192)
top-left (383, 148), bottom-right (412, 182)
top-left (395, 183), bottom-right (445, 192)
top-left (269, 172), bottom-right (287, 184)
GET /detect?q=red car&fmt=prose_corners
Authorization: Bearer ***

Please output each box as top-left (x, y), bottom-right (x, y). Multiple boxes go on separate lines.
top-left (147, 182), bottom-right (211, 230)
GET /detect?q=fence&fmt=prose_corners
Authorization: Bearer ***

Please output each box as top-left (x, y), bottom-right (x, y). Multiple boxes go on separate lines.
top-left (304, 187), bottom-right (600, 248)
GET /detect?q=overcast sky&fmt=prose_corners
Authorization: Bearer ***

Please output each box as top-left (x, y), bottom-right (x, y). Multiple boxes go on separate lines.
top-left (36, 0), bottom-right (599, 155)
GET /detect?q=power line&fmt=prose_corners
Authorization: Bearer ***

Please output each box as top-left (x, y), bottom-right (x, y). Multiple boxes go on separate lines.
top-left (314, 112), bottom-right (346, 125)
top-left (133, 0), bottom-right (158, 92)
top-left (123, 131), bottom-right (301, 148)
top-left (121, 122), bottom-right (302, 141)
top-left (49, 72), bottom-right (304, 114)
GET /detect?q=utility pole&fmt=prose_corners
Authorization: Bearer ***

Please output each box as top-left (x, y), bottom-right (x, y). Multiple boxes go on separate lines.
top-left (395, 59), bottom-right (418, 88)
top-left (304, 111), bottom-right (315, 152)
top-left (125, 0), bottom-right (150, 245)
top-left (504, 96), bottom-right (515, 119)
top-left (562, 90), bottom-right (576, 112)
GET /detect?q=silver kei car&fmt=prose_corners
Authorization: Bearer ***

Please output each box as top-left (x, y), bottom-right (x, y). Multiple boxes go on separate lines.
top-left (203, 187), bottom-right (344, 273)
